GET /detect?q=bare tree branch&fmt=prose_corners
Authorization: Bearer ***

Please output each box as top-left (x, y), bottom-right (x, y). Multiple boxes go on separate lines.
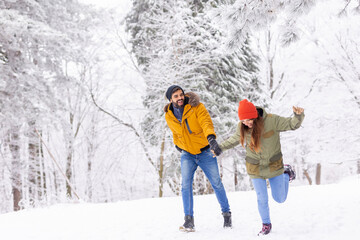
top-left (90, 91), bottom-right (156, 169)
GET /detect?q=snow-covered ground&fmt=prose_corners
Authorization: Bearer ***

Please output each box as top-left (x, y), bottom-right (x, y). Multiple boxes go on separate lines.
top-left (0, 175), bottom-right (359, 240)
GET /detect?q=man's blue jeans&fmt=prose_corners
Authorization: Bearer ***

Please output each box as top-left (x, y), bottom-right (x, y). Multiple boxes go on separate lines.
top-left (251, 173), bottom-right (290, 224)
top-left (180, 149), bottom-right (230, 216)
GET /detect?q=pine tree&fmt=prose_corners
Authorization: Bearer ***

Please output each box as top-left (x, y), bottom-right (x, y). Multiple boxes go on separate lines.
top-left (126, 0), bottom-right (266, 195)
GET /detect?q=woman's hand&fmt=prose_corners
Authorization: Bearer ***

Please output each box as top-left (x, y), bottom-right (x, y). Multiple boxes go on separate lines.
top-left (293, 106), bottom-right (304, 115)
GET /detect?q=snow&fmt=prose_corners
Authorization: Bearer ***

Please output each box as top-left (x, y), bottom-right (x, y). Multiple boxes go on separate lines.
top-left (78, 0), bottom-right (130, 9)
top-left (0, 175), bottom-right (359, 240)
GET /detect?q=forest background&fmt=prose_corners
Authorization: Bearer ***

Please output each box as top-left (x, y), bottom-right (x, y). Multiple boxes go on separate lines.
top-left (1, 0), bottom-right (359, 213)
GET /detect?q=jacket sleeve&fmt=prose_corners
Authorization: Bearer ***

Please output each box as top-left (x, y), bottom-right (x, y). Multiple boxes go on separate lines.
top-left (196, 103), bottom-right (216, 138)
top-left (219, 123), bottom-right (241, 151)
top-left (165, 113), bottom-right (180, 146)
top-left (274, 112), bottom-right (305, 132)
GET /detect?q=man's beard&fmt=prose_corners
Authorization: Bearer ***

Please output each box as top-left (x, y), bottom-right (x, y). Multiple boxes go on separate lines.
top-left (172, 100), bottom-right (184, 108)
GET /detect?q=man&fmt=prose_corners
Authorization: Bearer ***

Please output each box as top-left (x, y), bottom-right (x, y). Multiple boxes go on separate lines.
top-left (164, 85), bottom-right (231, 232)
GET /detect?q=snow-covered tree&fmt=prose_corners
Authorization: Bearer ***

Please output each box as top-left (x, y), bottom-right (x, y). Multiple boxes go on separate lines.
top-left (300, 0), bottom-right (360, 177)
top-left (0, 0), bottom-right (68, 210)
top-left (0, 0), bottom-right (104, 211)
top-left (249, 0), bottom-right (360, 185)
top-left (215, 0), bottom-right (317, 48)
top-left (126, 0), bottom-right (266, 195)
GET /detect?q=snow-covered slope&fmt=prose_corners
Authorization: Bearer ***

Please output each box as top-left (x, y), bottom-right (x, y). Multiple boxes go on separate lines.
top-left (0, 175), bottom-right (359, 240)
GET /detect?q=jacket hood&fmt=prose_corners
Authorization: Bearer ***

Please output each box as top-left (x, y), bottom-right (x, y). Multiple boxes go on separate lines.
top-left (164, 92), bottom-right (200, 113)
top-left (256, 106), bottom-right (266, 119)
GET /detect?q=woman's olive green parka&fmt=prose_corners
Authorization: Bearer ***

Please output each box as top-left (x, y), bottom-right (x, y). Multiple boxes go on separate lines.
top-left (220, 107), bottom-right (305, 179)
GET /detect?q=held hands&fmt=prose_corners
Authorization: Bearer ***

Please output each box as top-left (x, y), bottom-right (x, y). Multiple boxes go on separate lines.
top-left (207, 135), bottom-right (222, 157)
top-left (293, 106), bottom-right (304, 115)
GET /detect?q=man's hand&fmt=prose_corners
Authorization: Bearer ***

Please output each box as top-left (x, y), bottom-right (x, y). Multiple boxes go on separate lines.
top-left (293, 106), bottom-right (304, 115)
top-left (207, 135), bottom-right (222, 156)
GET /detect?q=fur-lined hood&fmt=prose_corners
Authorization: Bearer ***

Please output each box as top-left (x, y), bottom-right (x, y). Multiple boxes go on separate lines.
top-left (164, 92), bottom-right (200, 113)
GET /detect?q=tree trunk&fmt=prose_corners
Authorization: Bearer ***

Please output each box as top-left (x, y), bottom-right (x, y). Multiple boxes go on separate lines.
top-left (303, 169), bottom-right (312, 185)
top-left (87, 160), bottom-right (92, 200)
top-left (357, 160), bottom-right (360, 174)
top-left (28, 124), bottom-right (45, 202)
top-left (86, 118), bottom-right (97, 201)
top-left (12, 188), bottom-right (21, 212)
top-left (218, 156), bottom-right (223, 181)
top-left (66, 113), bottom-right (74, 198)
top-left (266, 30), bottom-right (274, 91)
top-left (158, 130), bottom-right (166, 198)
top-left (66, 151), bottom-right (73, 198)
top-left (28, 137), bottom-right (37, 200)
top-left (233, 159), bottom-right (238, 191)
top-left (9, 131), bottom-right (22, 211)
top-left (39, 134), bottom-right (46, 199)
top-left (315, 163), bottom-right (321, 185)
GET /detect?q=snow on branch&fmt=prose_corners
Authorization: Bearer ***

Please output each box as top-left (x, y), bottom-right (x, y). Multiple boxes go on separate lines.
top-left (214, 0), bottom-right (316, 50)
top-left (279, 20), bottom-right (300, 46)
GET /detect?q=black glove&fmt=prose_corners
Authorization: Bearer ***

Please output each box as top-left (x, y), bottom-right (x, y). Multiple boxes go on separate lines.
top-left (175, 145), bottom-right (183, 153)
top-left (207, 135), bottom-right (222, 156)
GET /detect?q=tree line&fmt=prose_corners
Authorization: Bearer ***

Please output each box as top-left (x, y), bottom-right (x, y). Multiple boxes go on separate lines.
top-left (1, 0), bottom-right (359, 213)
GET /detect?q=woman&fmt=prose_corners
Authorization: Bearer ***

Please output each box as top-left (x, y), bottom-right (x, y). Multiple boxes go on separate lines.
top-left (217, 99), bottom-right (304, 235)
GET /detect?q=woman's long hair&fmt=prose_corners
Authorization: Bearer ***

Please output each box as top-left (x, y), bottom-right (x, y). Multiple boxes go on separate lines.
top-left (240, 116), bottom-right (264, 153)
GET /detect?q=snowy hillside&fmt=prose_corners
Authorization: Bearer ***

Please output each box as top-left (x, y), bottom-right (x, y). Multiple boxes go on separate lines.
top-left (0, 175), bottom-right (359, 240)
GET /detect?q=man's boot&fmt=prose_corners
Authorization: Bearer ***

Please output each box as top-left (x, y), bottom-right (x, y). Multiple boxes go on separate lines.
top-left (179, 215), bottom-right (195, 232)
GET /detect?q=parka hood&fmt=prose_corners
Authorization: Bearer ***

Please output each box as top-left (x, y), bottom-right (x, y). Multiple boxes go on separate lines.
top-left (256, 107), bottom-right (265, 118)
top-left (164, 92), bottom-right (200, 113)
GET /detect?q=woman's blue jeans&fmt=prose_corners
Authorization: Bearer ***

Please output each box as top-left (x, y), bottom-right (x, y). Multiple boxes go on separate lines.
top-left (251, 173), bottom-right (290, 224)
top-left (180, 149), bottom-right (230, 216)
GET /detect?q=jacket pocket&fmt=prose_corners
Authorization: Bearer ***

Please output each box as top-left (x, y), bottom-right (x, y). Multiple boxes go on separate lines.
top-left (245, 156), bottom-right (260, 176)
top-left (263, 130), bottom-right (274, 138)
top-left (269, 153), bottom-right (283, 172)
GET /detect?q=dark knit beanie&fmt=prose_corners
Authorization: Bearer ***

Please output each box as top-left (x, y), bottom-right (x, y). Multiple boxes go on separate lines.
top-left (238, 99), bottom-right (258, 120)
top-left (165, 85), bottom-right (184, 101)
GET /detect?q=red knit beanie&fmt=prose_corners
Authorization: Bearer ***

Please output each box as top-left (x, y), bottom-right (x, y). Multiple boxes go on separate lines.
top-left (238, 99), bottom-right (258, 120)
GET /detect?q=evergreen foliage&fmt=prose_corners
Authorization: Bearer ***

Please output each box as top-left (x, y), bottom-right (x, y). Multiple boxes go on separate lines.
top-left (126, 0), bottom-right (266, 193)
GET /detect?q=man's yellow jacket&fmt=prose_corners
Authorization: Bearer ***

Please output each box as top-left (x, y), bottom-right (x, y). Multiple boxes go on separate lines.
top-left (164, 92), bottom-right (216, 155)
